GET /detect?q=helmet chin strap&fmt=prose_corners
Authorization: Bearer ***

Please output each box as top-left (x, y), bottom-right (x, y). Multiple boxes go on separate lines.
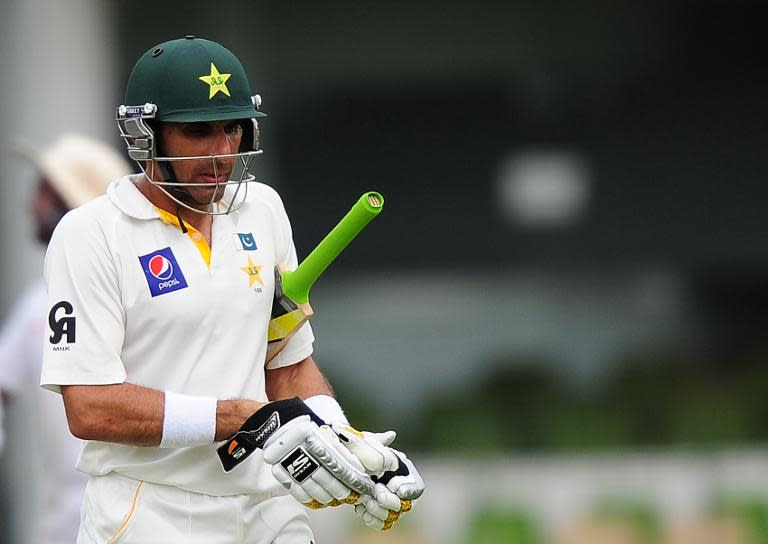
top-left (153, 127), bottom-right (209, 208)
top-left (154, 161), bottom-right (191, 233)
top-left (158, 161), bottom-right (196, 205)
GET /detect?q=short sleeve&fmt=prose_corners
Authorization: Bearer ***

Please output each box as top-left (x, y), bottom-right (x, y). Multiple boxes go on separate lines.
top-left (41, 209), bottom-right (127, 393)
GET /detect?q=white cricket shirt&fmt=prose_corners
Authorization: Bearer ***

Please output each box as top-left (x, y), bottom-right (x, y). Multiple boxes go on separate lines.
top-left (41, 174), bottom-right (314, 497)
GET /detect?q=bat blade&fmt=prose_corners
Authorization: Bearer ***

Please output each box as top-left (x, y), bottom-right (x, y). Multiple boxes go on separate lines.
top-left (265, 191), bottom-right (384, 362)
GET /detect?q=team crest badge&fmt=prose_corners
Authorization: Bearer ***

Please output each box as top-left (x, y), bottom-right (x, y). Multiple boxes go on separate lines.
top-left (233, 232), bottom-right (258, 251)
top-left (139, 247), bottom-right (188, 297)
top-left (241, 256), bottom-right (264, 288)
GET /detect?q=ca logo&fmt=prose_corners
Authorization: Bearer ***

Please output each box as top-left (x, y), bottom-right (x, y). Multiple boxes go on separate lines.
top-left (49, 301), bottom-right (76, 344)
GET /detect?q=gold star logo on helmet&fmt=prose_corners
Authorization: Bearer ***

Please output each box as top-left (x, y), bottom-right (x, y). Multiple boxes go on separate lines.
top-left (198, 63), bottom-right (232, 99)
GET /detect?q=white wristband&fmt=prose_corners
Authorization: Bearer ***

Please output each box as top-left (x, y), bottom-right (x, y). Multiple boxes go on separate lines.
top-left (160, 391), bottom-right (217, 448)
top-left (304, 395), bottom-right (349, 426)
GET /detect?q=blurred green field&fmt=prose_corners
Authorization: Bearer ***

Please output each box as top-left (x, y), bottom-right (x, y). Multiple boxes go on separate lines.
top-left (332, 344), bottom-right (768, 455)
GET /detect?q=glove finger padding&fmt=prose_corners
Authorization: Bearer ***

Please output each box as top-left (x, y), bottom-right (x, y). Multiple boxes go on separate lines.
top-left (354, 483), bottom-right (413, 531)
top-left (270, 468), bottom-right (316, 504)
top-left (272, 465), bottom-right (345, 508)
top-left (333, 425), bottom-right (400, 477)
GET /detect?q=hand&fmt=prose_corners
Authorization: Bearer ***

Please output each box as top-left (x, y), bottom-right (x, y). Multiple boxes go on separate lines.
top-left (217, 398), bottom-right (375, 509)
top-left (332, 424), bottom-right (400, 477)
top-left (377, 449), bottom-right (425, 501)
top-left (333, 424), bottom-right (425, 501)
top-left (354, 482), bottom-right (413, 531)
top-left (264, 417), bottom-right (376, 509)
top-left (333, 425), bottom-right (425, 530)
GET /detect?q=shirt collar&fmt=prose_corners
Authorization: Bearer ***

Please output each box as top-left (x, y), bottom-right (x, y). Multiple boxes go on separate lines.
top-left (107, 174), bottom-right (161, 220)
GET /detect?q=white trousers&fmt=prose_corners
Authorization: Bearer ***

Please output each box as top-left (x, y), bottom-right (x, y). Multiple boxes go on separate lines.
top-left (76, 472), bottom-right (314, 544)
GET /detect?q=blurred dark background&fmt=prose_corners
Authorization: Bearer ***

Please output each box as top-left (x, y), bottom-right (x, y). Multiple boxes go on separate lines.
top-left (111, 1), bottom-right (768, 266)
top-left (2, 1), bottom-right (768, 542)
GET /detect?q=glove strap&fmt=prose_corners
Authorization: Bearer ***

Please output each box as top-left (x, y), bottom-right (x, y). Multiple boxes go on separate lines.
top-left (217, 397), bottom-right (324, 472)
top-left (373, 455), bottom-right (409, 485)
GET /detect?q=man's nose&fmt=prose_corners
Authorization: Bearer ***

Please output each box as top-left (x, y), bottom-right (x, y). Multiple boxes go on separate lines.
top-left (211, 127), bottom-right (236, 155)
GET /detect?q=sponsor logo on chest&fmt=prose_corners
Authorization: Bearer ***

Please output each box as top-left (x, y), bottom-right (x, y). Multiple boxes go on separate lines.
top-left (138, 247), bottom-right (189, 297)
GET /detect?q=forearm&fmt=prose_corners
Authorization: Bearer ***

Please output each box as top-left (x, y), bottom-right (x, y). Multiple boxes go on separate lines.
top-left (61, 383), bottom-right (263, 445)
top-left (215, 397), bottom-right (263, 440)
top-left (265, 356), bottom-right (334, 401)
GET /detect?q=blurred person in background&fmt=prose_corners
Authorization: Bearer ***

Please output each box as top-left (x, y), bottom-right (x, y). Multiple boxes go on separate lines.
top-left (0, 134), bottom-right (132, 543)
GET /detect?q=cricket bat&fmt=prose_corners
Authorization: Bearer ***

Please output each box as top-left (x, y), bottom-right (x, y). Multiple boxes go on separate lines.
top-left (266, 191), bottom-right (384, 362)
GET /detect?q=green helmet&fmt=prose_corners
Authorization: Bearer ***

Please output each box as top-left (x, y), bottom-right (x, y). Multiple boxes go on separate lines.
top-left (124, 35), bottom-right (266, 123)
top-left (116, 36), bottom-right (265, 214)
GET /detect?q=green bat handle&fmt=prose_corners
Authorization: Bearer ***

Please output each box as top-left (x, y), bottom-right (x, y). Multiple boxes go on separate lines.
top-left (281, 191), bottom-right (384, 304)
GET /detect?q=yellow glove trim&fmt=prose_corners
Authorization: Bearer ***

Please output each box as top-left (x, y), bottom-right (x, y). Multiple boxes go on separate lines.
top-left (343, 491), bottom-right (361, 505)
top-left (343, 426), bottom-right (365, 439)
top-left (386, 510), bottom-right (401, 523)
top-left (306, 490), bottom-right (361, 510)
top-left (382, 510), bottom-right (401, 530)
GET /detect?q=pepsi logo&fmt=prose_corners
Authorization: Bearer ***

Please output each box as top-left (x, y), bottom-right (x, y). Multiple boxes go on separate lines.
top-left (139, 247), bottom-right (188, 297)
top-left (148, 255), bottom-right (174, 280)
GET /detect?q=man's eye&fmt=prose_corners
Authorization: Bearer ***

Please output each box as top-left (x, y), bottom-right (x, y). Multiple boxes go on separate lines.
top-left (226, 124), bottom-right (243, 136)
top-left (185, 124), bottom-right (210, 136)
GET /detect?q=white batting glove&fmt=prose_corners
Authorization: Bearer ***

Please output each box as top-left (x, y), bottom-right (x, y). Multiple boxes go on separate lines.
top-left (332, 425), bottom-right (425, 530)
top-left (334, 425), bottom-right (425, 502)
top-left (297, 396), bottom-right (425, 528)
top-left (264, 418), bottom-right (375, 509)
top-left (354, 482), bottom-right (414, 530)
top-left (378, 449), bottom-right (425, 501)
top-left (217, 398), bottom-right (375, 510)
top-left (332, 424), bottom-right (400, 477)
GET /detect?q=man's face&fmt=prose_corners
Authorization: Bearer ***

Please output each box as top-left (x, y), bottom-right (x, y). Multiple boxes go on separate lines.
top-left (156, 120), bottom-right (244, 205)
top-left (31, 178), bottom-right (69, 245)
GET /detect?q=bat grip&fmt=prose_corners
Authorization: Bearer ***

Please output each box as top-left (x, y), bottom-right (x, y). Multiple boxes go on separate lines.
top-left (281, 192), bottom-right (383, 304)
